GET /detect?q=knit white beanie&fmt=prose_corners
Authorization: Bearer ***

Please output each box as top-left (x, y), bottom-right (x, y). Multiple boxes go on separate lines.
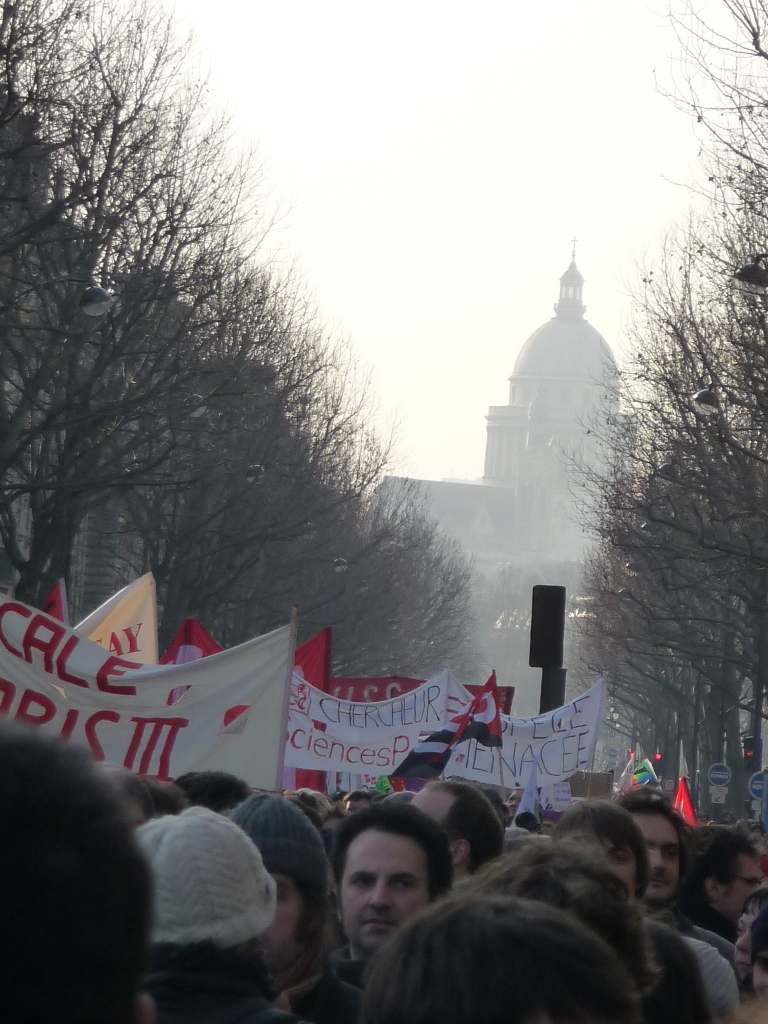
top-left (138, 805), bottom-right (277, 948)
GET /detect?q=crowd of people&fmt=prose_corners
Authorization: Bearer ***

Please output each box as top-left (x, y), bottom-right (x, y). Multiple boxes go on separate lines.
top-left (7, 722), bottom-right (768, 1024)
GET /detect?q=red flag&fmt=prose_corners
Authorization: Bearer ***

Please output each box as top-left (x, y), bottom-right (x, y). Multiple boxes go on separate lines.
top-left (162, 618), bottom-right (223, 707)
top-left (41, 580), bottom-right (69, 625)
top-left (294, 627), bottom-right (332, 690)
top-left (160, 617), bottom-right (223, 665)
top-left (289, 628), bottom-right (333, 793)
top-left (673, 776), bottom-right (696, 826)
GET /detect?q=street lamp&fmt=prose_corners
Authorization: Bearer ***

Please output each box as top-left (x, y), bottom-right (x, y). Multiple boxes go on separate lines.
top-left (333, 557), bottom-right (348, 573)
top-left (657, 463), bottom-right (677, 480)
top-left (693, 388), bottom-right (718, 416)
top-left (78, 285), bottom-right (112, 317)
top-left (731, 255), bottom-right (768, 296)
top-left (246, 464), bottom-right (265, 485)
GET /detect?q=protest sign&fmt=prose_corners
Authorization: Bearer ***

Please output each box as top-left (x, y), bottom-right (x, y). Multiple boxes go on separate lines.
top-left (76, 573), bottom-right (158, 664)
top-left (445, 678), bottom-right (606, 788)
top-left (329, 676), bottom-right (515, 714)
top-left (0, 598), bottom-right (293, 788)
top-left (284, 670), bottom-right (466, 775)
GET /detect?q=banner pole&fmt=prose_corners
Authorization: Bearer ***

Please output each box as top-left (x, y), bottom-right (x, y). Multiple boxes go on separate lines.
top-left (273, 604), bottom-right (299, 792)
top-left (497, 744), bottom-right (506, 800)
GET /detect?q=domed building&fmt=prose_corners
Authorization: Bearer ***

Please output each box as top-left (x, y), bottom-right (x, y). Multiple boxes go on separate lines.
top-left (481, 257), bottom-right (618, 562)
top-left (385, 257), bottom-right (618, 574)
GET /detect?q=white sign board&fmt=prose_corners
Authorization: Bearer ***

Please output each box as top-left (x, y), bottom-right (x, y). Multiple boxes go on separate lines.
top-left (446, 679), bottom-right (606, 788)
top-left (284, 671), bottom-right (465, 775)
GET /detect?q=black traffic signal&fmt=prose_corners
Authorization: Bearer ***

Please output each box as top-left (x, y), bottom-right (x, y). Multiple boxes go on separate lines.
top-left (743, 735), bottom-right (760, 773)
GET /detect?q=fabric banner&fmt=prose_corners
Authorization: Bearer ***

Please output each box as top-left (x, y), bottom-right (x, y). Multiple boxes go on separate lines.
top-left (76, 573), bottom-right (159, 664)
top-left (0, 598), bottom-right (293, 788)
top-left (444, 678), bottom-right (606, 788)
top-left (284, 670), bottom-right (466, 775)
top-left (329, 675), bottom-right (515, 714)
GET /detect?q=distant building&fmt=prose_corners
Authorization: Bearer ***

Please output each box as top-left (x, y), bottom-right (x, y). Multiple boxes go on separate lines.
top-left (389, 257), bottom-right (618, 575)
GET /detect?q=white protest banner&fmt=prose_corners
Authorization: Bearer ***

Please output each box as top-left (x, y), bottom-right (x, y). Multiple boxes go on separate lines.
top-left (76, 573), bottom-right (159, 664)
top-left (0, 598), bottom-right (293, 788)
top-left (284, 670), bottom-right (462, 775)
top-left (445, 678), bottom-right (606, 788)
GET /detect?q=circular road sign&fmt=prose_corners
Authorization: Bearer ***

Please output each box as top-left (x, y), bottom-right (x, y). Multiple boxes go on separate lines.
top-left (707, 763), bottom-right (732, 787)
top-left (749, 772), bottom-right (765, 801)
top-left (608, 747), bottom-right (619, 759)
top-left (662, 777), bottom-right (675, 793)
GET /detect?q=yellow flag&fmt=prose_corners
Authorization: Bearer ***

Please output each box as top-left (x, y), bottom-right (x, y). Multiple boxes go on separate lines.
top-left (75, 573), bottom-right (158, 664)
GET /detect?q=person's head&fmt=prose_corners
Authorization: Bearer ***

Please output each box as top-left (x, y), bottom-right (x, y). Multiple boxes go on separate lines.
top-left (98, 764), bottom-right (155, 827)
top-left (515, 810), bottom-right (542, 834)
top-left (752, 903), bottom-right (768, 998)
top-left (679, 826), bottom-right (763, 926)
top-left (343, 789), bottom-right (374, 813)
top-left (737, 884), bottom-right (768, 981)
top-left (138, 806), bottom-right (276, 950)
top-left (293, 788), bottom-right (330, 823)
top-left (480, 786), bottom-right (510, 828)
top-left (507, 787), bottom-right (524, 820)
top-left (642, 921), bottom-right (712, 1024)
top-left (553, 800), bottom-right (650, 898)
top-left (332, 802), bottom-right (453, 959)
top-left (468, 842), bottom-right (659, 996)
top-left (140, 777), bottom-right (190, 817)
top-left (174, 770), bottom-right (251, 813)
top-left (360, 895), bottom-right (642, 1024)
top-left (618, 790), bottom-right (691, 908)
top-left (411, 780), bottom-right (504, 878)
top-left (286, 793), bottom-right (324, 831)
top-left (230, 794), bottom-right (331, 978)
top-left (0, 724), bottom-right (152, 1024)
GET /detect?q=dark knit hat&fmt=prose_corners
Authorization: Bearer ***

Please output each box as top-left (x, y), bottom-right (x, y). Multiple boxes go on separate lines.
top-left (230, 793), bottom-right (329, 893)
top-left (752, 903), bottom-right (768, 962)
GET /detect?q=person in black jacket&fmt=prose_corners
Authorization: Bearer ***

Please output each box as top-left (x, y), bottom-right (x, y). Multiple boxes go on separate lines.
top-left (138, 805), bottom-right (307, 1024)
top-left (677, 825), bottom-right (763, 944)
top-left (231, 793), bottom-right (360, 1024)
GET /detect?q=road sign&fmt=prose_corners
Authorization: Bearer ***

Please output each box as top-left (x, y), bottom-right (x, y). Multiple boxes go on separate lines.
top-left (608, 747), bottom-right (619, 759)
top-left (750, 772), bottom-right (765, 801)
top-left (662, 777), bottom-right (675, 793)
top-left (708, 763), bottom-right (732, 787)
top-left (710, 785), bottom-right (728, 803)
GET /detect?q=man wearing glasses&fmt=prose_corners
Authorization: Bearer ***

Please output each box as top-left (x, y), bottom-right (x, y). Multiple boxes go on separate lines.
top-left (678, 824), bottom-right (764, 943)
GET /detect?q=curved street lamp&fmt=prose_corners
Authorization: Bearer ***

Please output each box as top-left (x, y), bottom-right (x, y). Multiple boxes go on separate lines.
top-left (78, 285), bottom-right (112, 317)
top-left (693, 387), bottom-right (718, 416)
top-left (732, 254), bottom-right (768, 295)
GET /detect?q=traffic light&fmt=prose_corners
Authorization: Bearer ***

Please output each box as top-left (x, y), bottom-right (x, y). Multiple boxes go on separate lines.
top-left (743, 735), bottom-right (760, 772)
top-left (652, 752), bottom-right (662, 765)
top-left (626, 749), bottom-right (634, 760)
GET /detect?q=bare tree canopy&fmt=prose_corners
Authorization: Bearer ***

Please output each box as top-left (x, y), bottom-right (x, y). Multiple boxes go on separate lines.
top-left (0, 0), bottom-right (477, 678)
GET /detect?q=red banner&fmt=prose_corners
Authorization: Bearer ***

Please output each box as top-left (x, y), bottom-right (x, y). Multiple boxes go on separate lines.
top-left (330, 675), bottom-right (514, 714)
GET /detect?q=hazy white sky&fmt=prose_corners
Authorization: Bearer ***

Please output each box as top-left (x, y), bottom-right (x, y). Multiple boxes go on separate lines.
top-left (173, 0), bottom-right (703, 481)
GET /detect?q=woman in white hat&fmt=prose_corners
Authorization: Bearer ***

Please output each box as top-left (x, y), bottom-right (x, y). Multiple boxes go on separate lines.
top-left (138, 806), bottom-right (308, 1024)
